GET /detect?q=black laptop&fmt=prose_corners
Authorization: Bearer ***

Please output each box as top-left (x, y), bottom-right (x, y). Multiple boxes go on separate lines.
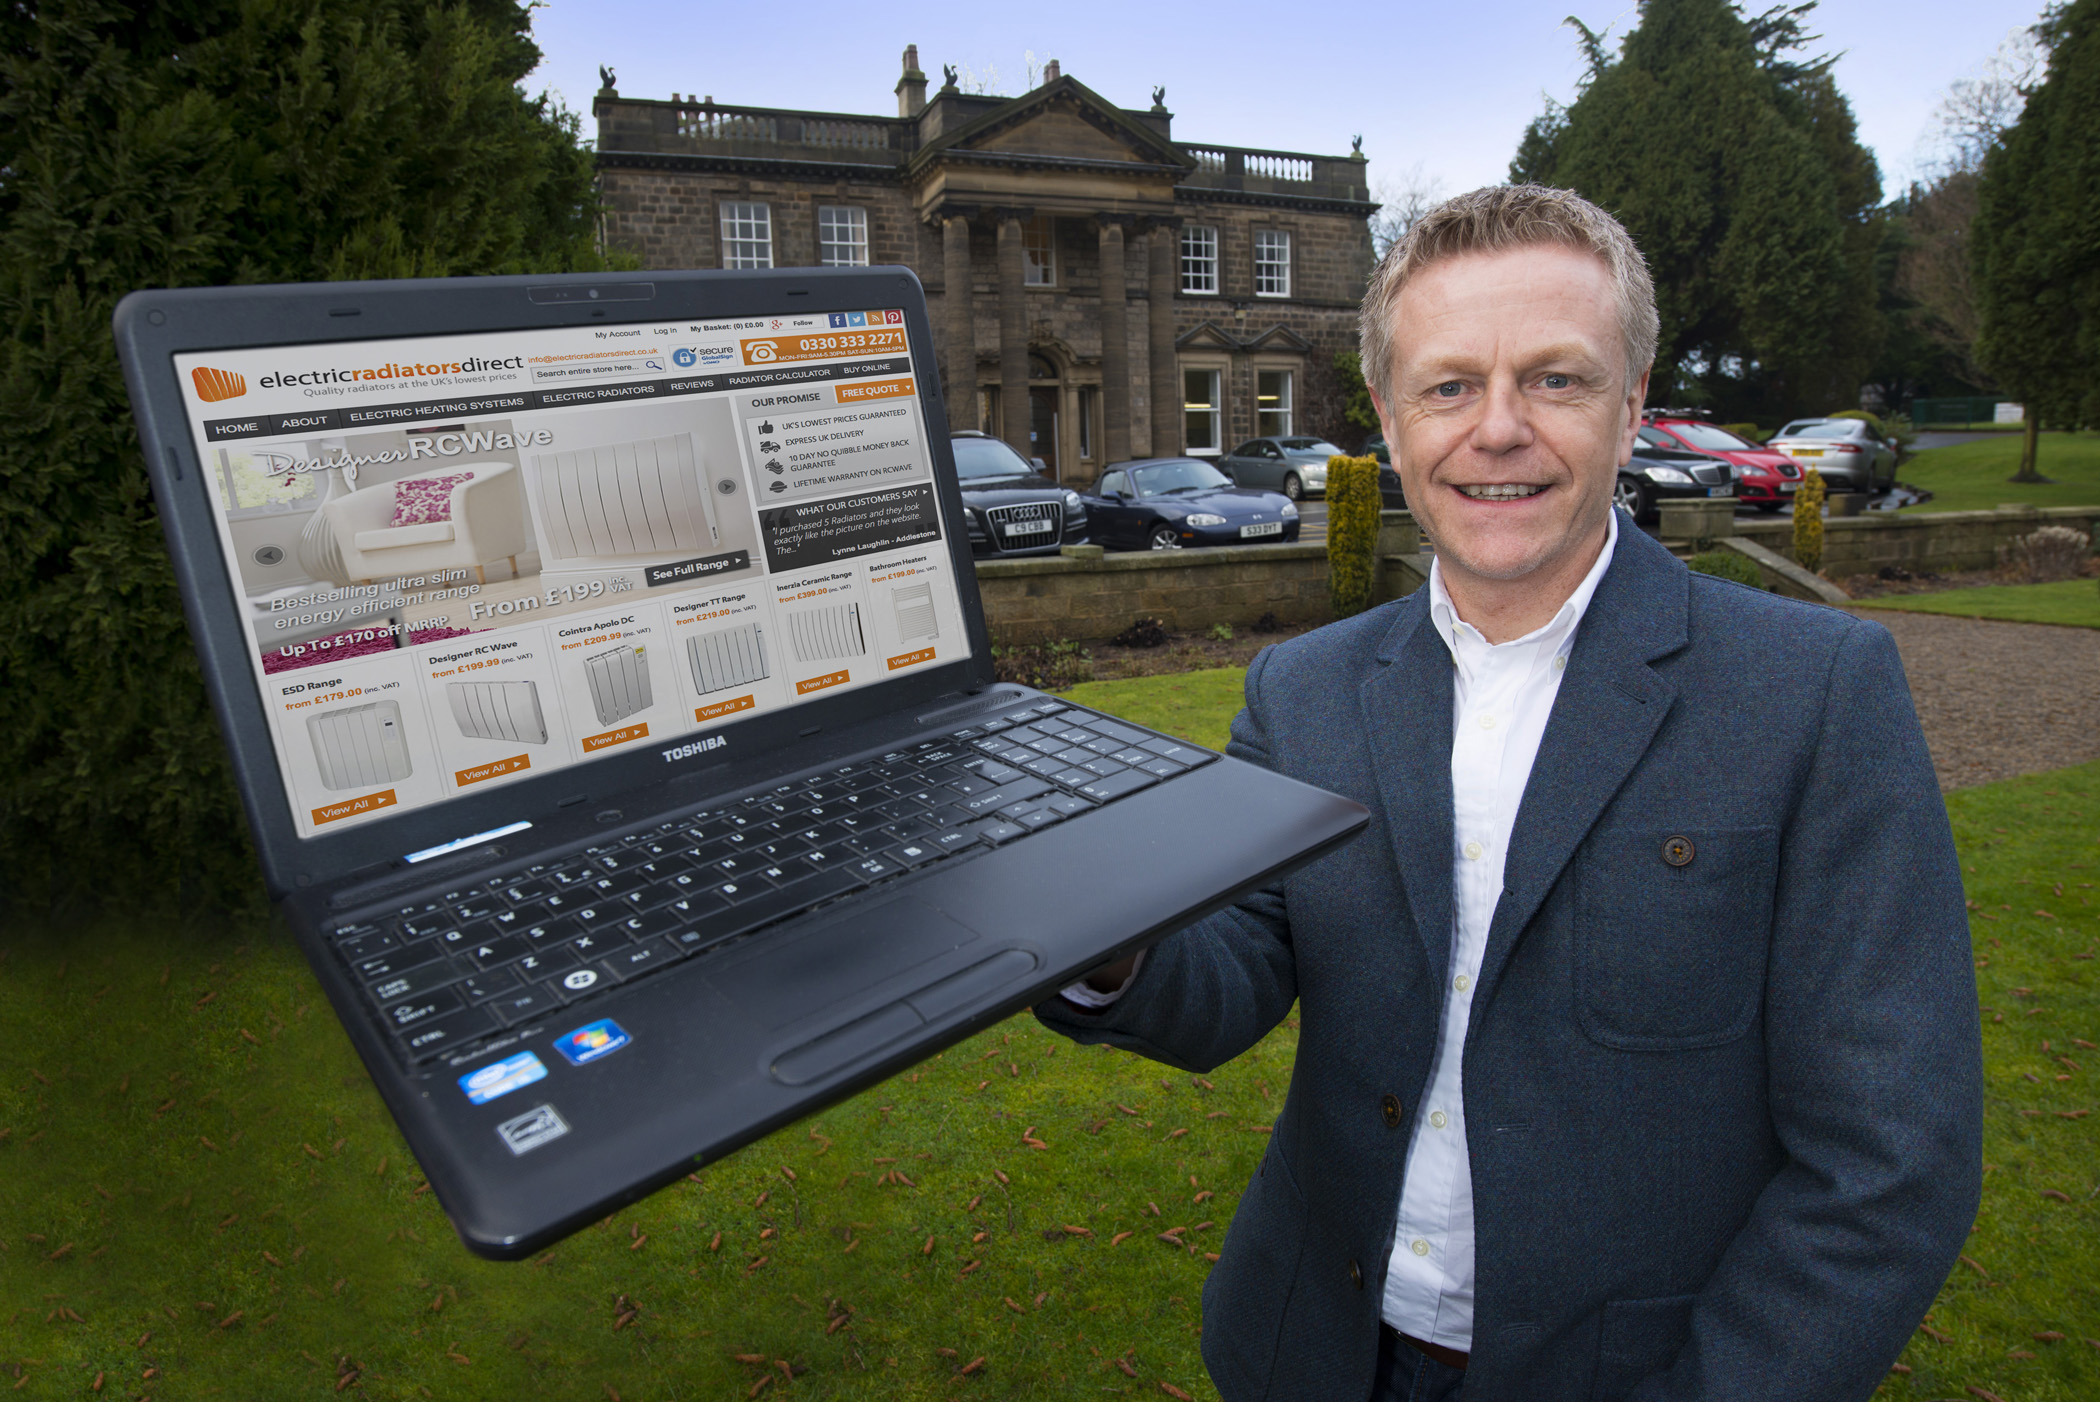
top-left (112, 267), bottom-right (1368, 1259)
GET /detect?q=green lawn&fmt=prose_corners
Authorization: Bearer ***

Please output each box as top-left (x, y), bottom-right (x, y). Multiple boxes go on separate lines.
top-left (3, 677), bottom-right (2096, 1400)
top-left (1900, 431), bottom-right (2100, 514)
top-left (1851, 579), bottom-right (2100, 629)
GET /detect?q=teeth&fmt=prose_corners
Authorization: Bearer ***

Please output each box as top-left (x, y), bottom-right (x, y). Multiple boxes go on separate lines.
top-left (1459, 484), bottom-right (1544, 499)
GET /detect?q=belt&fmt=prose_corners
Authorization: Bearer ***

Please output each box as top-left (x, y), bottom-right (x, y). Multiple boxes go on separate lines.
top-left (1383, 1322), bottom-right (1469, 1372)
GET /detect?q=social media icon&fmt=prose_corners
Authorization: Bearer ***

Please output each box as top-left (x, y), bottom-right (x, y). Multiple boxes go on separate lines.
top-left (828, 313), bottom-right (847, 328)
top-left (673, 348), bottom-right (697, 367)
top-left (885, 309), bottom-right (903, 324)
top-left (847, 311), bottom-right (867, 327)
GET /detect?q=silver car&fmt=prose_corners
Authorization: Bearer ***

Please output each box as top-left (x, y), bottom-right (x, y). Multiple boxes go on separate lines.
top-left (1215, 436), bottom-right (1343, 501)
top-left (1766, 418), bottom-right (1897, 493)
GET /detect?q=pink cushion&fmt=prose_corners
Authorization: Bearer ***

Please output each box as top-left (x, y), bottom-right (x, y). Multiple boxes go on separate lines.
top-left (390, 473), bottom-right (472, 527)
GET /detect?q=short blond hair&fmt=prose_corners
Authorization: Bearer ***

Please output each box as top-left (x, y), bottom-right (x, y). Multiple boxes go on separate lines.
top-left (1359, 184), bottom-right (1659, 399)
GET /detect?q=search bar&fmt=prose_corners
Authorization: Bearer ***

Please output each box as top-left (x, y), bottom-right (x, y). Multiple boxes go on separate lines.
top-left (530, 359), bottom-right (657, 384)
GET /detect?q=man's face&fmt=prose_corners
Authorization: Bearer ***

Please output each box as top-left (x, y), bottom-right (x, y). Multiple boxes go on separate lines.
top-left (1370, 244), bottom-right (1647, 596)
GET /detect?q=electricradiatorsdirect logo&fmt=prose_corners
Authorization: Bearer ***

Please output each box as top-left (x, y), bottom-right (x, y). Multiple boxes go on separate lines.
top-left (191, 366), bottom-right (247, 402)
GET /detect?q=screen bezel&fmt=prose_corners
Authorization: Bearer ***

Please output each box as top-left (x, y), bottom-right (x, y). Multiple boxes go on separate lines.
top-left (114, 268), bottom-right (996, 899)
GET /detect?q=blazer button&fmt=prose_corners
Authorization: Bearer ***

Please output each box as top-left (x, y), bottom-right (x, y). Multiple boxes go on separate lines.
top-left (1348, 1258), bottom-right (1364, 1290)
top-left (1380, 1093), bottom-right (1403, 1129)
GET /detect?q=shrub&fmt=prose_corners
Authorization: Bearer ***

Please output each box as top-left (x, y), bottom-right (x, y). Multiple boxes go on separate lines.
top-left (1687, 551), bottom-right (1765, 588)
top-left (1208, 623), bottom-right (1234, 642)
top-left (989, 639), bottom-right (1094, 691)
top-left (1326, 455), bottom-right (1382, 618)
top-left (2001, 525), bottom-right (2092, 582)
top-left (1793, 469), bottom-right (1827, 574)
top-left (1721, 421), bottom-right (1770, 444)
top-left (1109, 617), bottom-right (1168, 648)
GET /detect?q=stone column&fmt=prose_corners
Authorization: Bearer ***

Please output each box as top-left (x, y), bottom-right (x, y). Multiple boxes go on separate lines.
top-left (1148, 222), bottom-right (1180, 457)
top-left (1096, 218), bottom-right (1131, 466)
top-left (996, 212), bottom-right (1031, 459)
top-left (941, 214), bottom-right (974, 424)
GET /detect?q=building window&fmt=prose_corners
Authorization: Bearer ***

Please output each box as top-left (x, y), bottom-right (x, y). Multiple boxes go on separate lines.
top-left (1180, 226), bottom-right (1218, 294)
top-left (1184, 368), bottom-right (1222, 454)
top-left (1254, 230), bottom-right (1291, 297)
top-left (1257, 370), bottom-right (1294, 437)
top-left (720, 202), bottom-right (773, 269)
top-left (817, 206), bottom-right (868, 266)
top-left (1079, 386), bottom-right (1097, 461)
top-left (1023, 217), bottom-right (1055, 286)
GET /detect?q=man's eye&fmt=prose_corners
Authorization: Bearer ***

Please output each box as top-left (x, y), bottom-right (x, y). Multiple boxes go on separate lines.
top-left (1542, 373), bottom-right (1571, 389)
top-left (1435, 382), bottom-right (1465, 398)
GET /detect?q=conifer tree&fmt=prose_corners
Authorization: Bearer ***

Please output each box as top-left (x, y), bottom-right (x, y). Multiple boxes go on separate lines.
top-left (1510, 0), bottom-right (1883, 423)
top-left (0, 0), bottom-right (611, 908)
top-left (1973, 0), bottom-right (2099, 481)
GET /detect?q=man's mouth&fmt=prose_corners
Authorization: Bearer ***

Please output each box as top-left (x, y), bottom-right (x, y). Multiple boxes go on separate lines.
top-left (1455, 483), bottom-right (1546, 500)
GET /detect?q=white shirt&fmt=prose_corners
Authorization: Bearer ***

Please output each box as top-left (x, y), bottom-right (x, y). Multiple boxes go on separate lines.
top-left (1062, 512), bottom-right (1620, 1353)
top-left (1381, 507), bottom-right (1617, 1348)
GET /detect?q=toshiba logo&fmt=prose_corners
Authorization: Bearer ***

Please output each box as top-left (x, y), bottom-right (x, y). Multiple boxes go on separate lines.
top-left (191, 366), bottom-right (248, 402)
top-left (661, 735), bottom-right (727, 762)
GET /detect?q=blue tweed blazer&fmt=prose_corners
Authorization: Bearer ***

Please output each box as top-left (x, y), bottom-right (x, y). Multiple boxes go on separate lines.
top-left (1036, 519), bottom-right (1981, 1402)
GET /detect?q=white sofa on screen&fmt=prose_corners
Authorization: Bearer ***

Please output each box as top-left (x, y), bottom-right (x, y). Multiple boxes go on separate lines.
top-left (309, 462), bottom-right (527, 587)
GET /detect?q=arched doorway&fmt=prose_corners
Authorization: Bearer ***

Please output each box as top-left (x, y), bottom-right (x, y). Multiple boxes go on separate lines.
top-left (1027, 351), bottom-right (1061, 480)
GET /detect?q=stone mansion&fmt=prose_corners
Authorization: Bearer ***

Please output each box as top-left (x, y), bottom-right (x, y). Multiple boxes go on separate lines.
top-left (593, 48), bottom-right (1377, 485)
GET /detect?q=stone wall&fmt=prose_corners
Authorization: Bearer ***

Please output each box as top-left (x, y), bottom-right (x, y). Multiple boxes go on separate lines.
top-left (1728, 505), bottom-right (2099, 578)
top-left (974, 544), bottom-right (1332, 643)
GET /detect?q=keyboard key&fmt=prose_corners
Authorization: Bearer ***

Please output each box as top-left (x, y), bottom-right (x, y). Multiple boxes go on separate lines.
top-left (399, 1005), bottom-right (497, 1063)
top-left (458, 966), bottom-right (522, 1003)
top-left (1051, 767), bottom-right (1095, 789)
top-left (959, 779), bottom-right (1053, 816)
top-left (1047, 793), bottom-right (1097, 816)
top-left (1017, 809), bottom-right (1061, 830)
top-left (929, 827), bottom-right (976, 853)
top-left (1139, 757), bottom-right (1188, 778)
top-left (853, 853), bottom-right (902, 881)
top-left (451, 897), bottom-right (501, 922)
top-left (397, 912), bottom-right (454, 940)
top-left (1142, 738), bottom-right (1215, 767)
top-left (1085, 718), bottom-right (1151, 745)
top-left (465, 935), bottom-right (530, 969)
top-left (1081, 757), bottom-right (1128, 778)
top-left (484, 984), bottom-right (566, 1026)
top-left (334, 928), bottom-right (398, 963)
top-left (519, 917), bottom-right (578, 947)
top-left (1076, 769), bottom-right (1160, 803)
top-left (1022, 755), bottom-right (1067, 777)
top-left (512, 947), bottom-right (580, 981)
top-left (369, 957), bottom-right (467, 1005)
top-left (970, 820), bottom-right (1028, 846)
top-left (599, 938), bottom-right (679, 982)
top-left (384, 986), bottom-right (467, 1031)
top-left (356, 939), bottom-right (443, 982)
top-left (549, 964), bottom-right (609, 998)
top-left (585, 871), bottom-right (647, 902)
top-left (566, 930), bottom-right (619, 961)
top-left (572, 904), bottom-right (627, 930)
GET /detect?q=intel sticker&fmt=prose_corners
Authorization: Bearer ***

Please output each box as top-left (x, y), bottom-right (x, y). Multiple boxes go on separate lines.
top-left (495, 1103), bottom-right (569, 1156)
top-left (553, 1018), bottom-right (632, 1067)
top-left (458, 1050), bottom-right (548, 1106)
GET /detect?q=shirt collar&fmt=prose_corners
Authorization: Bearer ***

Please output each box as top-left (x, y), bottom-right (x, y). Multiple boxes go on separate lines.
top-left (1427, 504), bottom-right (1619, 663)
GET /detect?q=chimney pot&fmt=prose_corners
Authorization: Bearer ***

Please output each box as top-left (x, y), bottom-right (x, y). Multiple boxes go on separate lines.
top-left (1044, 59), bottom-right (1060, 83)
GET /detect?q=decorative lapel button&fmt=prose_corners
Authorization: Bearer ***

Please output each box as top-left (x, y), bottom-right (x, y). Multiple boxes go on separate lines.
top-left (1349, 1258), bottom-right (1364, 1290)
top-left (1381, 1094), bottom-right (1403, 1129)
top-left (1662, 835), bottom-right (1695, 867)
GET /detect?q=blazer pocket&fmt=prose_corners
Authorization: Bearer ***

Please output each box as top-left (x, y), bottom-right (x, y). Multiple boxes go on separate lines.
top-left (1591, 1292), bottom-right (1697, 1402)
top-left (1574, 827), bottom-right (1776, 1050)
top-left (1202, 1143), bottom-right (1307, 1397)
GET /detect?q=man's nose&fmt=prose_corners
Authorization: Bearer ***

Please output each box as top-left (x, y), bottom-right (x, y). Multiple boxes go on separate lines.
top-left (1471, 376), bottom-right (1534, 454)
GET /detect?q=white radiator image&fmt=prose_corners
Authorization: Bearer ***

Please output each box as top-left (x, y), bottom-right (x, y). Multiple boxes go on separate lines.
top-left (786, 602), bottom-right (865, 664)
top-left (446, 680), bottom-right (549, 746)
top-left (687, 622), bottom-right (769, 696)
top-left (529, 434), bottom-right (716, 562)
top-left (584, 644), bottom-right (654, 727)
top-left (307, 700), bottom-right (414, 792)
top-left (891, 582), bottom-right (938, 643)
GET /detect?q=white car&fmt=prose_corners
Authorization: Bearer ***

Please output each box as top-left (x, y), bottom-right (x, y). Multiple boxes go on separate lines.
top-left (1766, 418), bottom-right (1897, 493)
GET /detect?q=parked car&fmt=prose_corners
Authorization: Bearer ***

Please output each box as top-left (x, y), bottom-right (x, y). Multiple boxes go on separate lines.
top-left (1638, 415), bottom-right (1802, 513)
top-left (1765, 417), bottom-right (1897, 493)
top-left (1360, 431), bottom-right (1408, 510)
top-left (1215, 436), bottom-right (1345, 500)
top-left (1082, 458), bottom-right (1300, 550)
top-left (1615, 445), bottom-right (1738, 524)
top-left (949, 431), bottom-right (1089, 556)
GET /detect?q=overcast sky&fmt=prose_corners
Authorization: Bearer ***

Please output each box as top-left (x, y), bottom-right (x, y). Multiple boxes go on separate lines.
top-left (528, 0), bottom-right (2047, 204)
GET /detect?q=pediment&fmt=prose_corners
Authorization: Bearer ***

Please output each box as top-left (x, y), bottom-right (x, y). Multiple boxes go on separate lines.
top-left (918, 77), bottom-right (1190, 172)
top-left (1243, 324), bottom-right (1315, 353)
top-left (1175, 322), bottom-right (1242, 351)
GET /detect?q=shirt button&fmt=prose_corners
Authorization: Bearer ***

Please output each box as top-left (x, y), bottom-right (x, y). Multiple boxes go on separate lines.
top-left (1478, 713), bottom-right (1496, 729)
top-left (1463, 841), bottom-right (1484, 861)
top-left (1411, 1239), bottom-right (1431, 1257)
top-left (1454, 973), bottom-right (1471, 992)
top-left (1553, 655), bottom-right (1567, 671)
top-left (1430, 1110), bottom-right (1448, 1129)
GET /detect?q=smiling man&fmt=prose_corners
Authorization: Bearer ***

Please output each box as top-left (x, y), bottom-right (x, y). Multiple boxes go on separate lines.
top-left (1036, 186), bottom-right (1981, 1401)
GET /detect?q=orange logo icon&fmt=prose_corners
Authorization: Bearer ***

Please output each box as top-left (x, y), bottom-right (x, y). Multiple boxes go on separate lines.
top-left (190, 366), bottom-right (247, 402)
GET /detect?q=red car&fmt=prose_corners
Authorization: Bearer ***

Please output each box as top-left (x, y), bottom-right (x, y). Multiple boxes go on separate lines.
top-left (1639, 414), bottom-right (1802, 513)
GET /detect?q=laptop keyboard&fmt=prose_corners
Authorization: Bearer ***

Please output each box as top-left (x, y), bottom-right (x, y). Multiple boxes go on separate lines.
top-left (322, 701), bottom-right (1218, 1068)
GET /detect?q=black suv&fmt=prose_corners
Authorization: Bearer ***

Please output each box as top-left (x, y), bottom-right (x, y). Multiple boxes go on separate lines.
top-left (950, 431), bottom-right (1090, 555)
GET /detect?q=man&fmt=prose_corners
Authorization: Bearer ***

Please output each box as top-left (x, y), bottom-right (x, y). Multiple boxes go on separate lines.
top-left (1035, 186), bottom-right (1981, 1402)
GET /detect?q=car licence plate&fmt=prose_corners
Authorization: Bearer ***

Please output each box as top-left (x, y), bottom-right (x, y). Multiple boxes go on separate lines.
top-left (1240, 521), bottom-right (1282, 539)
top-left (1779, 481), bottom-right (1796, 492)
top-left (1707, 487), bottom-right (1732, 497)
top-left (1004, 518), bottom-right (1055, 536)
top-left (1793, 448), bottom-right (1825, 457)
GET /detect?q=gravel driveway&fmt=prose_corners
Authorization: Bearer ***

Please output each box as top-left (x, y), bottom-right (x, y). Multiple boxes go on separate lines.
top-left (1851, 609), bottom-right (2100, 790)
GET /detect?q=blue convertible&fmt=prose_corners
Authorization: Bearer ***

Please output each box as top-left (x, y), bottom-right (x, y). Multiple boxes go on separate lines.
top-left (1082, 458), bottom-right (1301, 551)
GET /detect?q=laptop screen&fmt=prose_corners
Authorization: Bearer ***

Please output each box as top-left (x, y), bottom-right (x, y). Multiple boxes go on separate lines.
top-left (171, 310), bottom-right (971, 840)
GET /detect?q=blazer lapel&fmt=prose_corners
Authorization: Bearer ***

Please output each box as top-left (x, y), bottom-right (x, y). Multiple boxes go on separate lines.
top-left (1359, 590), bottom-right (1458, 985)
top-left (1474, 526), bottom-right (1690, 1009)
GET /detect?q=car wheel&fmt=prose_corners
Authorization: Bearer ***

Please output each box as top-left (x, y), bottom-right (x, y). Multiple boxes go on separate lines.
top-left (1283, 473), bottom-right (1303, 501)
top-left (1147, 524), bottom-right (1183, 551)
top-left (1613, 474), bottom-right (1654, 523)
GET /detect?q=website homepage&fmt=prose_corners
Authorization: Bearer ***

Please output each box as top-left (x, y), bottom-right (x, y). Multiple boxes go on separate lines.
top-left (175, 310), bottom-right (968, 840)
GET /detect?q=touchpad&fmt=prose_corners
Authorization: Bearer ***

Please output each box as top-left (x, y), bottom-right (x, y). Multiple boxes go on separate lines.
top-left (701, 894), bottom-right (983, 1031)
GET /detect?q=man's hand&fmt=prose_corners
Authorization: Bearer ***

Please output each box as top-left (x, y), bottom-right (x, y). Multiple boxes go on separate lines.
top-left (1083, 954), bottom-right (1139, 993)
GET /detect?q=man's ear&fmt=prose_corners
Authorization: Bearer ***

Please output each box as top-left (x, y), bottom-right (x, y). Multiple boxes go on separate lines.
top-left (1369, 383), bottom-right (1397, 447)
top-left (1618, 367), bottom-right (1652, 466)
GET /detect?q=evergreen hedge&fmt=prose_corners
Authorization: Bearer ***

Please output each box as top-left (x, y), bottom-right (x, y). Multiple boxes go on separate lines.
top-left (0, 1), bottom-right (613, 913)
top-left (1325, 455), bottom-right (1381, 619)
top-left (1686, 550), bottom-right (1764, 588)
top-left (1792, 469), bottom-right (1827, 574)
